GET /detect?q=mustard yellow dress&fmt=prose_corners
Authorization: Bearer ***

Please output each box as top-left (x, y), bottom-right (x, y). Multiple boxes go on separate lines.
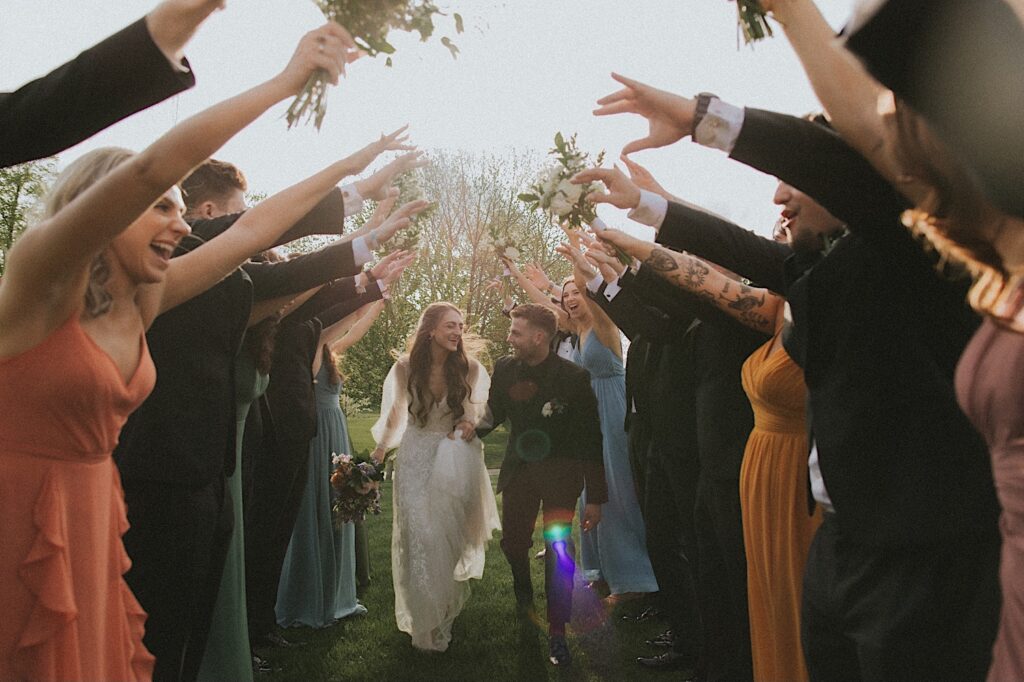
top-left (739, 333), bottom-right (821, 682)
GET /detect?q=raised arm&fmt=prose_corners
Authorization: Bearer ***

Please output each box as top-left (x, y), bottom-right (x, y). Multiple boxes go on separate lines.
top-left (556, 240), bottom-right (622, 357)
top-left (159, 128), bottom-right (416, 315)
top-left (0, 23), bottom-right (358, 335)
top-left (0, 1), bottom-right (222, 168)
top-left (596, 229), bottom-right (782, 335)
top-left (764, 0), bottom-right (906, 192)
top-left (502, 257), bottom-right (571, 329)
top-left (145, 0), bottom-right (225, 66)
top-left (328, 300), bottom-right (385, 353)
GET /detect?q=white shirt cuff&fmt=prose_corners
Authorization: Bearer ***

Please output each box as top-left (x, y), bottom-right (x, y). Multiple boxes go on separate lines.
top-left (352, 236), bottom-right (371, 266)
top-left (586, 275), bottom-right (605, 295)
top-left (628, 189), bottom-right (669, 229)
top-left (603, 278), bottom-right (622, 301)
top-left (340, 183), bottom-right (365, 218)
top-left (693, 99), bottom-right (745, 153)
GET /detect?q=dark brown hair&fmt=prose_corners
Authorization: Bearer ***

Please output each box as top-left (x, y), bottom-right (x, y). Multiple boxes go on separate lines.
top-left (510, 303), bottom-right (557, 339)
top-left (321, 343), bottom-right (341, 386)
top-left (181, 159), bottom-right (247, 215)
top-left (243, 315), bottom-right (278, 375)
top-left (893, 101), bottom-right (1010, 315)
top-left (406, 302), bottom-right (472, 427)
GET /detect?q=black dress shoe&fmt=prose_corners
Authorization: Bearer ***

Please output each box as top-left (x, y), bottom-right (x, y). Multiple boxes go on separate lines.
top-left (253, 632), bottom-right (303, 649)
top-left (548, 635), bottom-right (572, 666)
top-left (637, 650), bottom-right (698, 675)
top-left (645, 630), bottom-right (675, 648)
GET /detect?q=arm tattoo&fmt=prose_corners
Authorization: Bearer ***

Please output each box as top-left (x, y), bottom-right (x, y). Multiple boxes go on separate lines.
top-left (643, 247), bottom-right (679, 273)
top-left (718, 283), bottom-right (766, 313)
top-left (682, 258), bottom-right (710, 290)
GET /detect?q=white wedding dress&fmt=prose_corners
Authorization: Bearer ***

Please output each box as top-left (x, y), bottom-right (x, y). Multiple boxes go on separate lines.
top-left (371, 357), bottom-right (501, 652)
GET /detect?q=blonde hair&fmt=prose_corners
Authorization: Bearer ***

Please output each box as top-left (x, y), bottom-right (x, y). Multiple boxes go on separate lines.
top-left (43, 147), bottom-right (135, 318)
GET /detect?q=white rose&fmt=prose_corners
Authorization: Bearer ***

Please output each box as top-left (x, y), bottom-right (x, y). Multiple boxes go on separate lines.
top-left (549, 194), bottom-right (574, 217)
top-left (504, 246), bottom-right (520, 260)
top-left (541, 402), bottom-right (553, 417)
top-left (557, 179), bottom-right (583, 204)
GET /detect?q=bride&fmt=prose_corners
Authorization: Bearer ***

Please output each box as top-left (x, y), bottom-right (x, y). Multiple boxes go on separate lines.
top-left (371, 302), bottom-right (501, 652)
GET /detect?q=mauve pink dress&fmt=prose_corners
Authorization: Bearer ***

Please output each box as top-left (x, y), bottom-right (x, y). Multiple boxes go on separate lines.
top-left (955, 317), bottom-right (1024, 682)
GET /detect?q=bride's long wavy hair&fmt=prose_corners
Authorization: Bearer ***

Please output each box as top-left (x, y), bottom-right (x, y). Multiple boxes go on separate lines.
top-left (404, 302), bottom-right (483, 427)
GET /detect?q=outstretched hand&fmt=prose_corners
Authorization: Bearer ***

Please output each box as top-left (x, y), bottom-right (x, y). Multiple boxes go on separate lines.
top-left (584, 243), bottom-right (628, 280)
top-left (620, 155), bottom-right (673, 200)
top-left (357, 150), bottom-right (428, 201)
top-left (381, 251), bottom-right (417, 287)
top-left (592, 228), bottom-right (644, 261)
top-left (554, 242), bottom-right (597, 279)
top-left (372, 198), bottom-right (431, 246)
top-left (345, 126), bottom-right (417, 178)
top-left (594, 73), bottom-right (696, 155)
top-left (572, 165), bottom-right (642, 210)
top-left (275, 22), bottom-right (362, 95)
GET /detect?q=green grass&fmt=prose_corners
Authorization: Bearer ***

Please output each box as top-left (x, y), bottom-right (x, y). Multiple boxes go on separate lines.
top-left (346, 412), bottom-right (510, 471)
top-left (262, 476), bottom-right (670, 681)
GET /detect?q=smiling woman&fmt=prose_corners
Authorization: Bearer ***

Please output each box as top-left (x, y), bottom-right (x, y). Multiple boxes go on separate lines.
top-left (0, 22), bottom-right (357, 682)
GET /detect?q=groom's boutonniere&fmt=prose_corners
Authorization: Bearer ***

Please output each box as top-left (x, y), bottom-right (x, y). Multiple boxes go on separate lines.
top-left (541, 398), bottom-right (566, 418)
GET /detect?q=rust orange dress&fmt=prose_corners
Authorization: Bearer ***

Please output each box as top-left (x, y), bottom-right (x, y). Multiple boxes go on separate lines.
top-left (0, 315), bottom-right (156, 681)
top-left (739, 334), bottom-right (821, 682)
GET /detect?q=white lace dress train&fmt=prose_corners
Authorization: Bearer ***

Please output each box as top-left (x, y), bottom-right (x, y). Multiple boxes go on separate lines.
top-left (372, 359), bottom-right (500, 652)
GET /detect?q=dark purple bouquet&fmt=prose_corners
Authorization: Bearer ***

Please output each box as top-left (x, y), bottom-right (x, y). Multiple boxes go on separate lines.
top-left (330, 452), bottom-right (384, 527)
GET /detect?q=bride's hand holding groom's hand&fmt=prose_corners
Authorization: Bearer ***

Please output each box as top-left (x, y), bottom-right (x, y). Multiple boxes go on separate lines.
top-left (449, 420), bottom-right (476, 442)
top-left (371, 445), bottom-right (387, 465)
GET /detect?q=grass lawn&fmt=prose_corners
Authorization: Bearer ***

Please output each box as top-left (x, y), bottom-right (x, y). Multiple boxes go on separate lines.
top-left (262, 475), bottom-right (671, 681)
top-left (346, 412), bottom-right (510, 471)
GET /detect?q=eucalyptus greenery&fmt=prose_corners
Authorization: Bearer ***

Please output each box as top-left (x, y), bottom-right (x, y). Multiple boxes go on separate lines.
top-left (736, 0), bottom-right (773, 45)
top-left (287, 1), bottom-right (464, 129)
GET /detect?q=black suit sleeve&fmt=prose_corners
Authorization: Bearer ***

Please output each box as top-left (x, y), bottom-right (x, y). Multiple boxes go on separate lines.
top-left (282, 276), bottom-right (382, 328)
top-left (0, 18), bottom-right (195, 168)
top-left (241, 240), bottom-right (358, 302)
top-left (657, 201), bottom-right (792, 295)
top-left (188, 187), bottom-right (347, 246)
top-left (568, 366), bottom-right (607, 505)
top-left (476, 357), bottom-right (509, 439)
top-left (590, 271), bottom-right (690, 343)
top-left (731, 108), bottom-right (910, 241)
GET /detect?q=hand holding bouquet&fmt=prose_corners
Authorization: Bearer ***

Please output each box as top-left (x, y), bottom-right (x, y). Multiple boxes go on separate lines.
top-left (330, 453), bottom-right (385, 527)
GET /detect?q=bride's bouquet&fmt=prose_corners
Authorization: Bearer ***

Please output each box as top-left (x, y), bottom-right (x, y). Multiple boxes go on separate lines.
top-left (519, 133), bottom-right (631, 265)
top-left (288, 1), bottom-right (464, 128)
top-left (330, 452), bottom-right (384, 527)
top-left (519, 133), bottom-right (604, 231)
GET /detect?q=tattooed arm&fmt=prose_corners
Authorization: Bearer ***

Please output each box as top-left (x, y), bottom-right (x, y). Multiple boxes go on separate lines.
top-left (597, 230), bottom-right (782, 335)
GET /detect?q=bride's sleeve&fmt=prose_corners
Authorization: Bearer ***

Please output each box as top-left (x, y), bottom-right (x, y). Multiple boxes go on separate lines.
top-left (371, 360), bottom-right (410, 450)
top-left (463, 359), bottom-right (492, 427)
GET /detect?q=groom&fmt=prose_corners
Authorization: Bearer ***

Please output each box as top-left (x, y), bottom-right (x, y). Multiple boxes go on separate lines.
top-left (477, 303), bottom-right (606, 667)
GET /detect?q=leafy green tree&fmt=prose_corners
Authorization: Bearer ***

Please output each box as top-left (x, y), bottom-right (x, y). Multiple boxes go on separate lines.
top-left (0, 158), bottom-right (57, 275)
top-left (335, 149), bottom-right (570, 410)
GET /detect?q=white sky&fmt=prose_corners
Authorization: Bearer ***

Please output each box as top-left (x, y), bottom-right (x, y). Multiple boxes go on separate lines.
top-left (1, 0), bottom-right (852, 238)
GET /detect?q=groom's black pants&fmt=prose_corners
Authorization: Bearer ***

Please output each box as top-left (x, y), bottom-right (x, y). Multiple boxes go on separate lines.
top-left (500, 459), bottom-right (585, 631)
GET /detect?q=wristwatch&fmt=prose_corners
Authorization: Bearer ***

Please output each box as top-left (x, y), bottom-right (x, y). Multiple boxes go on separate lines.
top-left (691, 92), bottom-right (719, 138)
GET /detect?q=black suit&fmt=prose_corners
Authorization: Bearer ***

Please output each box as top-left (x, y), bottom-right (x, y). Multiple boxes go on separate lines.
top-left (590, 273), bottom-right (703, 660)
top-left (480, 352), bottom-right (605, 631)
top-left (658, 109), bottom-right (1000, 680)
top-left (117, 194), bottom-right (357, 681)
top-left (1, 18), bottom-right (194, 168)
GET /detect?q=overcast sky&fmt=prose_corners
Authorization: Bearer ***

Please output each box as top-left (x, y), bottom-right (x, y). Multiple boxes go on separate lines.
top-left (2, 0), bottom-right (852, 237)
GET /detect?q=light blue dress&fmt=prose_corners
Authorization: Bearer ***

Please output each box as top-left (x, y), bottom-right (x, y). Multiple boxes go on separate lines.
top-left (275, 364), bottom-right (366, 627)
top-left (574, 332), bottom-right (659, 594)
